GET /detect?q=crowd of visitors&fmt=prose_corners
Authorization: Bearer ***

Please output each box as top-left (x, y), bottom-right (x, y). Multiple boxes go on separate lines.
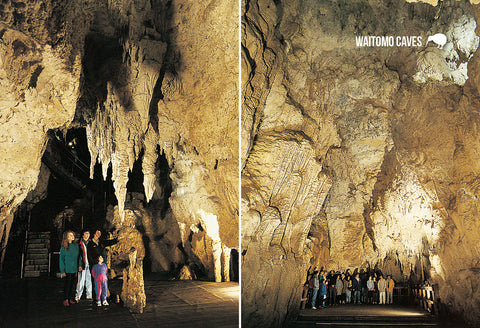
top-left (59, 229), bottom-right (123, 307)
top-left (306, 269), bottom-right (395, 309)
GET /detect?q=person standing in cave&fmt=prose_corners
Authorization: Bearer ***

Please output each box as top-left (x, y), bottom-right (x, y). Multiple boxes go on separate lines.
top-left (326, 270), bottom-right (337, 306)
top-left (319, 273), bottom-right (327, 308)
top-left (361, 271), bottom-right (369, 304)
top-left (367, 275), bottom-right (374, 304)
top-left (335, 273), bottom-right (344, 305)
top-left (91, 255), bottom-right (109, 306)
top-left (386, 275), bottom-right (395, 304)
top-left (75, 229), bottom-right (92, 302)
top-left (373, 276), bottom-right (379, 304)
top-left (352, 273), bottom-right (361, 304)
top-left (311, 271), bottom-right (320, 309)
top-left (378, 275), bottom-right (386, 305)
top-left (87, 229), bottom-right (124, 299)
top-left (87, 230), bottom-right (124, 265)
top-left (59, 230), bottom-right (80, 307)
top-left (307, 272), bottom-right (314, 307)
top-left (340, 273), bottom-right (348, 304)
top-left (345, 275), bottom-right (353, 304)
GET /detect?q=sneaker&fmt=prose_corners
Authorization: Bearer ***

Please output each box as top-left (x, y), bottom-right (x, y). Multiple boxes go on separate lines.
top-left (102, 300), bottom-right (109, 306)
top-left (97, 301), bottom-right (102, 307)
top-left (74, 296), bottom-right (80, 302)
top-left (63, 300), bottom-right (70, 307)
top-left (312, 307), bottom-right (316, 310)
top-left (69, 299), bottom-right (76, 305)
top-left (86, 295), bottom-right (92, 300)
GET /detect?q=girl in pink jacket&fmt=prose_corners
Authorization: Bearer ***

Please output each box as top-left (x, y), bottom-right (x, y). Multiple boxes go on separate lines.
top-left (91, 255), bottom-right (109, 306)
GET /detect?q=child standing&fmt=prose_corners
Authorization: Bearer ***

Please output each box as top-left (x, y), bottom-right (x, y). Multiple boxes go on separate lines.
top-left (91, 255), bottom-right (109, 306)
top-left (319, 273), bottom-right (327, 308)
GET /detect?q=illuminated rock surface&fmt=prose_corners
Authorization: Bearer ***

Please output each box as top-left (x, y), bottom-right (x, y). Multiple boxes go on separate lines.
top-left (0, 0), bottom-right (238, 312)
top-left (242, 0), bottom-right (480, 326)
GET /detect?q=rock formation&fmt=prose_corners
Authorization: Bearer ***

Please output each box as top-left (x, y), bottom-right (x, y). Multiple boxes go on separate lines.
top-left (0, 0), bottom-right (238, 298)
top-left (242, 0), bottom-right (480, 326)
top-left (103, 199), bottom-right (146, 313)
top-left (122, 247), bottom-right (146, 313)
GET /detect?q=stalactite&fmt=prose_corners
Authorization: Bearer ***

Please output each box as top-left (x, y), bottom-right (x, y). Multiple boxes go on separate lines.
top-left (85, 125), bottom-right (98, 179)
top-left (142, 126), bottom-right (159, 202)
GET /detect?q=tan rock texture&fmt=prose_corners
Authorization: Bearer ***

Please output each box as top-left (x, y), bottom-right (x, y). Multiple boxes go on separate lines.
top-left (243, 0), bottom-right (480, 326)
top-left (0, 0), bottom-right (238, 285)
top-left (121, 247), bottom-right (146, 313)
top-left (0, 0), bottom-right (93, 266)
top-left (102, 197), bottom-right (146, 313)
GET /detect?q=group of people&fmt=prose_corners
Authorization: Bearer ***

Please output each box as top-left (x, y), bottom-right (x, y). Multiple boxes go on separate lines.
top-left (307, 269), bottom-right (395, 309)
top-left (59, 229), bottom-right (123, 307)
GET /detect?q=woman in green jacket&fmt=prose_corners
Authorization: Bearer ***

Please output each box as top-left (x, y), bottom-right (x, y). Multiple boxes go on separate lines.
top-left (59, 230), bottom-right (80, 306)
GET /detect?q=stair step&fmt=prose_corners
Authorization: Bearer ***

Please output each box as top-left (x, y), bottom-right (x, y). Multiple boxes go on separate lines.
top-left (26, 259), bottom-right (48, 265)
top-left (27, 248), bottom-right (48, 255)
top-left (28, 234), bottom-right (50, 239)
top-left (27, 253), bottom-right (49, 260)
top-left (24, 264), bottom-right (49, 272)
top-left (27, 243), bottom-right (49, 249)
top-left (28, 238), bottom-right (50, 244)
top-left (292, 307), bottom-right (441, 328)
top-left (290, 323), bottom-right (438, 328)
top-left (297, 316), bottom-right (436, 323)
top-left (23, 271), bottom-right (42, 278)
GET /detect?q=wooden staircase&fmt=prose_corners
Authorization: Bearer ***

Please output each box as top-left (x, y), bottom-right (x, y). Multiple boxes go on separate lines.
top-left (23, 232), bottom-right (50, 278)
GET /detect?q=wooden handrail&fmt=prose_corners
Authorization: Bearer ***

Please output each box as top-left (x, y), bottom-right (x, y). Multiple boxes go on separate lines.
top-left (412, 285), bottom-right (438, 315)
top-left (300, 285), bottom-right (309, 309)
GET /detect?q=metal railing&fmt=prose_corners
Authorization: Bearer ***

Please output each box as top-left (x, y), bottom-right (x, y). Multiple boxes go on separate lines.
top-left (299, 283), bottom-right (437, 309)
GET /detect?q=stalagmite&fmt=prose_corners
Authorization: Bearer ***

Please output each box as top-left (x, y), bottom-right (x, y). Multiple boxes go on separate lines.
top-left (212, 239), bottom-right (223, 283)
top-left (222, 244), bottom-right (231, 282)
top-left (121, 247), bottom-right (146, 313)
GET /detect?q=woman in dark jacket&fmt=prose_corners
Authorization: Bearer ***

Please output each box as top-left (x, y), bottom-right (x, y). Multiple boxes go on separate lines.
top-left (87, 230), bottom-right (123, 265)
top-left (59, 230), bottom-right (80, 306)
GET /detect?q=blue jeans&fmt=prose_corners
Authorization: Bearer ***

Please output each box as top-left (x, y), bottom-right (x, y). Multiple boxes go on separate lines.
top-left (354, 290), bottom-right (361, 303)
top-left (346, 290), bottom-right (352, 303)
top-left (311, 288), bottom-right (318, 308)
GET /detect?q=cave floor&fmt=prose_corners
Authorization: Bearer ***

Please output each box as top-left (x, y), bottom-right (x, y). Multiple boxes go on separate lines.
top-left (0, 274), bottom-right (239, 328)
top-left (292, 304), bottom-right (466, 327)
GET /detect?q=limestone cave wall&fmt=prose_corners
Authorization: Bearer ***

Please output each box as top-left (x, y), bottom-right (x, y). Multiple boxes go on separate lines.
top-left (242, 0), bottom-right (480, 326)
top-left (0, 0), bottom-right (238, 288)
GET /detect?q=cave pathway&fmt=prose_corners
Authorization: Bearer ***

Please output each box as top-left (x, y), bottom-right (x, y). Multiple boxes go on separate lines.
top-left (289, 304), bottom-right (464, 328)
top-left (0, 274), bottom-right (239, 328)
